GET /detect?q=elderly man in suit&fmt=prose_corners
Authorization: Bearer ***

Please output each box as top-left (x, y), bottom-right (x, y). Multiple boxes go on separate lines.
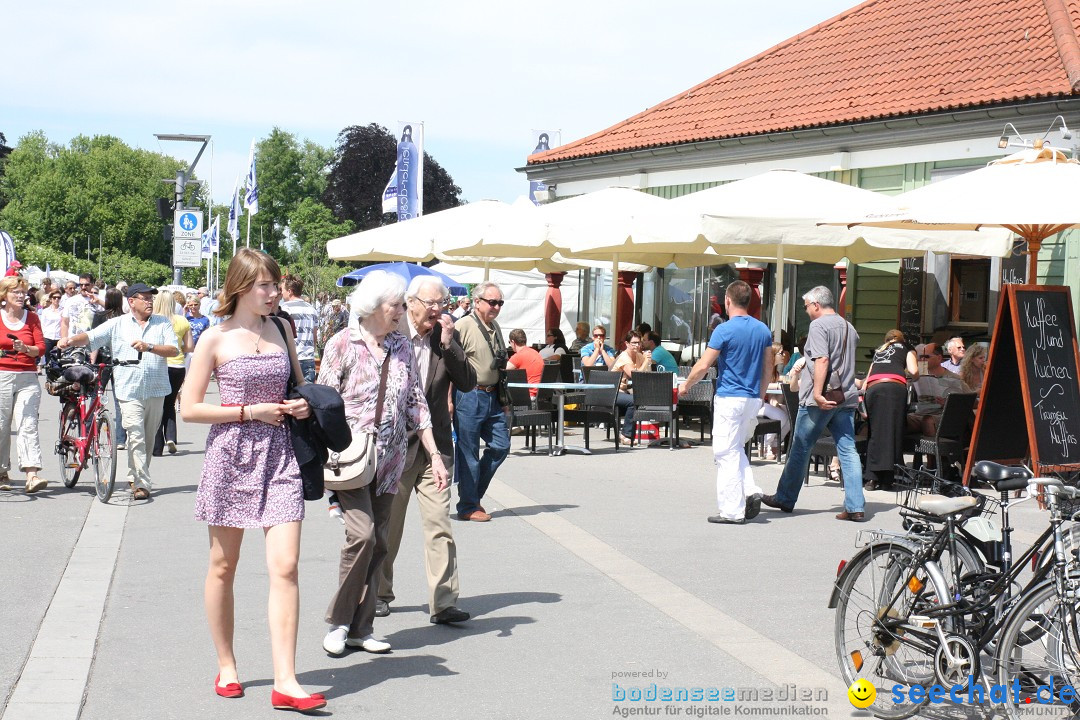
top-left (374, 276), bottom-right (477, 625)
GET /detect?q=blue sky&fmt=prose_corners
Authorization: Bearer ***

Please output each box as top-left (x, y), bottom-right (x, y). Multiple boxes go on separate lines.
top-left (4, 0), bottom-right (860, 206)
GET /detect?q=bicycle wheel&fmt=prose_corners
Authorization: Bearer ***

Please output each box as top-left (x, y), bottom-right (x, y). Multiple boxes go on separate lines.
top-left (834, 539), bottom-right (953, 720)
top-left (58, 403), bottom-right (82, 488)
top-left (995, 581), bottom-right (1080, 718)
top-left (91, 411), bottom-right (117, 503)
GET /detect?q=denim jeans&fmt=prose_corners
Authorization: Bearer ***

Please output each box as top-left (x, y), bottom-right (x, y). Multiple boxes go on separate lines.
top-left (299, 359), bottom-right (316, 384)
top-left (774, 405), bottom-right (864, 513)
top-left (616, 392), bottom-right (635, 439)
top-left (452, 388), bottom-right (510, 515)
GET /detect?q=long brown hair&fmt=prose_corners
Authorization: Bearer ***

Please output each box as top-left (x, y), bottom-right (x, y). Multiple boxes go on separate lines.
top-left (215, 248), bottom-right (281, 318)
top-left (878, 328), bottom-right (906, 351)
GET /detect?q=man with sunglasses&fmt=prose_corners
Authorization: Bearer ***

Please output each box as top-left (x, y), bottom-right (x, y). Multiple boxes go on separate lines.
top-left (578, 325), bottom-right (617, 368)
top-left (451, 282), bottom-right (511, 522)
top-left (59, 273), bottom-right (102, 341)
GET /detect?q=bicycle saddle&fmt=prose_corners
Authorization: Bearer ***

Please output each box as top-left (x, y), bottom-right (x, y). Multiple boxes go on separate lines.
top-left (972, 461), bottom-right (1031, 491)
top-left (916, 493), bottom-right (978, 517)
top-left (62, 365), bottom-right (96, 385)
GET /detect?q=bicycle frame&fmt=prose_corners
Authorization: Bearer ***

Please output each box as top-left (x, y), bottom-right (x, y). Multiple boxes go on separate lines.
top-left (56, 363), bottom-right (111, 470)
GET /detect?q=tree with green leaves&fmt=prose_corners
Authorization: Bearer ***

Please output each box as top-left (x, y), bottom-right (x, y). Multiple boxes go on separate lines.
top-left (0, 132), bottom-right (195, 267)
top-left (322, 123), bottom-right (463, 233)
top-left (246, 128), bottom-right (334, 259)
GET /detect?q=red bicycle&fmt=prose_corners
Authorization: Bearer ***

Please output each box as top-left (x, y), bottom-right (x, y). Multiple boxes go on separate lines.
top-left (47, 352), bottom-right (139, 503)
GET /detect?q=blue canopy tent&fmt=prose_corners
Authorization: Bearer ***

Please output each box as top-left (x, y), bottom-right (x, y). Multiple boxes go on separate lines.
top-left (337, 262), bottom-right (468, 297)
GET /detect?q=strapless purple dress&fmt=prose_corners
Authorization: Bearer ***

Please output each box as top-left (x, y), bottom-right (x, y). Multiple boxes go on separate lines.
top-left (194, 353), bottom-right (304, 528)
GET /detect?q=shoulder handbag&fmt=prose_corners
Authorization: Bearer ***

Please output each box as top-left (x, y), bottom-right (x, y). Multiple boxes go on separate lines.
top-left (323, 349), bottom-right (391, 491)
top-left (822, 320), bottom-right (850, 405)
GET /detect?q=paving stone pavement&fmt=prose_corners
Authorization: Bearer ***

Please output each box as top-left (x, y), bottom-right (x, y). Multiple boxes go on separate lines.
top-left (2, 380), bottom-right (1044, 719)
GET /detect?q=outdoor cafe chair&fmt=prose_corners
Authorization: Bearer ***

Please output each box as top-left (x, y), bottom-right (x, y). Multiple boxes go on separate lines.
top-left (563, 370), bottom-right (623, 453)
top-left (631, 371), bottom-right (679, 451)
top-left (505, 369), bottom-right (554, 454)
top-left (677, 376), bottom-right (714, 442)
top-left (905, 392), bottom-right (977, 474)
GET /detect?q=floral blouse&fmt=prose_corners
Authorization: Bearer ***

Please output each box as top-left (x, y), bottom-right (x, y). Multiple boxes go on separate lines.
top-left (317, 327), bottom-right (432, 495)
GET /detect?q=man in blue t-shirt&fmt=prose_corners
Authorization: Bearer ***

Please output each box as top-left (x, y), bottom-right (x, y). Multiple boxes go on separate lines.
top-left (678, 281), bottom-right (773, 525)
top-left (641, 331), bottom-right (678, 372)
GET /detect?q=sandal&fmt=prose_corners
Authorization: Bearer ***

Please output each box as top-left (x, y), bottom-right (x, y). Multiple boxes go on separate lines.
top-left (0, 472), bottom-right (10, 491)
top-left (828, 464), bottom-right (843, 483)
top-left (25, 475), bottom-right (48, 494)
top-left (133, 487), bottom-right (150, 501)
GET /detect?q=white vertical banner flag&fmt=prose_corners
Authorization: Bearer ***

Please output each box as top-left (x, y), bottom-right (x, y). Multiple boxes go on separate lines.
top-left (395, 122), bottom-right (423, 222)
top-left (201, 215), bottom-right (220, 258)
top-left (528, 131), bottom-right (552, 205)
top-left (381, 167), bottom-right (398, 215)
top-left (243, 140), bottom-right (259, 215)
top-left (209, 215), bottom-right (220, 254)
top-left (227, 177), bottom-right (241, 246)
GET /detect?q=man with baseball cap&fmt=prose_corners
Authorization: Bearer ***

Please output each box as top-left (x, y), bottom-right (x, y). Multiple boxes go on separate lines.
top-left (59, 283), bottom-right (178, 500)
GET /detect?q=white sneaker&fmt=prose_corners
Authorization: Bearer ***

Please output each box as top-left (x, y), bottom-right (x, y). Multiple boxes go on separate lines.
top-left (166, 440), bottom-right (177, 454)
top-left (116, 443), bottom-right (125, 450)
top-left (345, 634), bottom-right (391, 653)
top-left (322, 625), bottom-right (348, 655)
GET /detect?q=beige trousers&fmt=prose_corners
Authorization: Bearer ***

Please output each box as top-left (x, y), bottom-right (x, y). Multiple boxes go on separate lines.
top-left (324, 482), bottom-right (394, 637)
top-left (376, 452), bottom-right (460, 614)
top-left (118, 397), bottom-right (164, 491)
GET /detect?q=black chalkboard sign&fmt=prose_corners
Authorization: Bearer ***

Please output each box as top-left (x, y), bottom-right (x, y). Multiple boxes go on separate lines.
top-left (898, 256), bottom-right (924, 344)
top-left (1001, 239), bottom-right (1028, 286)
top-left (965, 285), bottom-right (1080, 479)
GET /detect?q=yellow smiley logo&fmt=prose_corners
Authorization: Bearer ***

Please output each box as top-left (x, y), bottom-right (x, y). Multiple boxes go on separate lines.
top-left (848, 679), bottom-right (876, 708)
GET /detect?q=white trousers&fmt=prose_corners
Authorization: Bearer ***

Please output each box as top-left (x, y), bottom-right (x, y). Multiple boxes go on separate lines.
top-left (119, 397), bottom-right (164, 491)
top-left (757, 401), bottom-right (790, 450)
top-left (0, 371), bottom-right (43, 473)
top-left (712, 396), bottom-right (764, 520)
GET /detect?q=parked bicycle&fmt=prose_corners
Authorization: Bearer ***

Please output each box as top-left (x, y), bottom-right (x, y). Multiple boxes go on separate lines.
top-left (45, 349), bottom-right (141, 503)
top-left (829, 461), bottom-right (1080, 719)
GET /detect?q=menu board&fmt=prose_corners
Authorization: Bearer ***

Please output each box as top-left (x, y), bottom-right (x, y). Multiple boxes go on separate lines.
top-left (898, 256), bottom-right (924, 343)
top-left (965, 285), bottom-right (1080, 478)
top-left (1014, 288), bottom-right (1080, 465)
top-left (1001, 239), bottom-right (1028, 286)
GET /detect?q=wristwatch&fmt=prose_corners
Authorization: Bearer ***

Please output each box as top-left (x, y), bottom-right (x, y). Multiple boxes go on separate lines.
top-left (147, 343), bottom-right (155, 353)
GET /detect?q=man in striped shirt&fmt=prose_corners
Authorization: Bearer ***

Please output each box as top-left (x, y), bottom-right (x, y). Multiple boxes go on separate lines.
top-left (60, 283), bottom-right (178, 500)
top-left (279, 275), bottom-right (318, 382)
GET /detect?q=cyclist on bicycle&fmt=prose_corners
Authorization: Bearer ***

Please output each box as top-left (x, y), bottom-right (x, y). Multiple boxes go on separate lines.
top-left (59, 283), bottom-right (178, 500)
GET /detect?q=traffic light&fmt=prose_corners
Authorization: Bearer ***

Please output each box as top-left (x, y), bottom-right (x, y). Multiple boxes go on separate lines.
top-left (156, 198), bottom-right (173, 221)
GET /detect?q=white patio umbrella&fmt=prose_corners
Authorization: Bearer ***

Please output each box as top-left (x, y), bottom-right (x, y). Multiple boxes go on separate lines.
top-left (674, 170), bottom-right (1012, 336)
top-left (832, 144), bottom-right (1080, 281)
top-left (326, 199), bottom-right (553, 262)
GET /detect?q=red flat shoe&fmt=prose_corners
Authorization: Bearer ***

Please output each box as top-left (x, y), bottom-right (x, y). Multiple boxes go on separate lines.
top-left (214, 673), bottom-right (244, 698)
top-left (271, 689), bottom-right (327, 713)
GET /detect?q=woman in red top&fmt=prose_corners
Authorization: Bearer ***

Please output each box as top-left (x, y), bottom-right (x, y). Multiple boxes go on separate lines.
top-left (0, 276), bottom-right (47, 493)
top-left (861, 329), bottom-right (919, 491)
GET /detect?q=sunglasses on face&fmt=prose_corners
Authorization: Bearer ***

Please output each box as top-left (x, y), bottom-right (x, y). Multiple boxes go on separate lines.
top-left (593, 334), bottom-right (605, 338)
top-left (479, 298), bottom-right (505, 308)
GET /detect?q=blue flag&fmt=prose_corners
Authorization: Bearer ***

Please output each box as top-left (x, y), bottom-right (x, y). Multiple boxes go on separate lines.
top-left (395, 122), bottom-right (423, 222)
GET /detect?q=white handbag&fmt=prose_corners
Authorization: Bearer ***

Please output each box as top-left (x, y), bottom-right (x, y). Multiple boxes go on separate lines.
top-left (323, 354), bottom-right (390, 490)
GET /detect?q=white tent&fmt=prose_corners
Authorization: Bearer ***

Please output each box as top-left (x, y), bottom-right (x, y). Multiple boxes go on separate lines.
top-left (431, 263), bottom-right (580, 346)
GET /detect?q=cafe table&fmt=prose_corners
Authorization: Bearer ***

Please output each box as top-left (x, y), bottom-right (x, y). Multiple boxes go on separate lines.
top-left (506, 382), bottom-right (613, 456)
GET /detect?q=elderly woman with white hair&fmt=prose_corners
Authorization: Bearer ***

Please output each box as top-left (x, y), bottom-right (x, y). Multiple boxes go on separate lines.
top-left (316, 270), bottom-right (447, 657)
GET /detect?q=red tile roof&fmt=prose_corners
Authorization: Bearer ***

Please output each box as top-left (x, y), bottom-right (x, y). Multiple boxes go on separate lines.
top-left (529, 0), bottom-right (1080, 165)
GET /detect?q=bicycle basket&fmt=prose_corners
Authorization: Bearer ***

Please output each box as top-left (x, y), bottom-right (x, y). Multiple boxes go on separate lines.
top-left (45, 379), bottom-right (79, 397)
top-left (1036, 463), bottom-right (1080, 519)
top-left (893, 464), bottom-right (993, 518)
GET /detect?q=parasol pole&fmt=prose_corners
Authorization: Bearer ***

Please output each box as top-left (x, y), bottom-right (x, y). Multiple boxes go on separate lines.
top-left (772, 247), bottom-right (785, 341)
top-left (611, 254), bottom-right (619, 340)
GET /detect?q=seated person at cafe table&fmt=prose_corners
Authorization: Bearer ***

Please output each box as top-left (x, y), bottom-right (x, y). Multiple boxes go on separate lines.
top-left (506, 329), bottom-right (544, 397)
top-left (640, 331), bottom-right (678, 372)
top-left (578, 325), bottom-right (617, 368)
top-left (906, 342), bottom-right (971, 436)
top-left (539, 327), bottom-right (569, 361)
top-left (610, 330), bottom-right (650, 447)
